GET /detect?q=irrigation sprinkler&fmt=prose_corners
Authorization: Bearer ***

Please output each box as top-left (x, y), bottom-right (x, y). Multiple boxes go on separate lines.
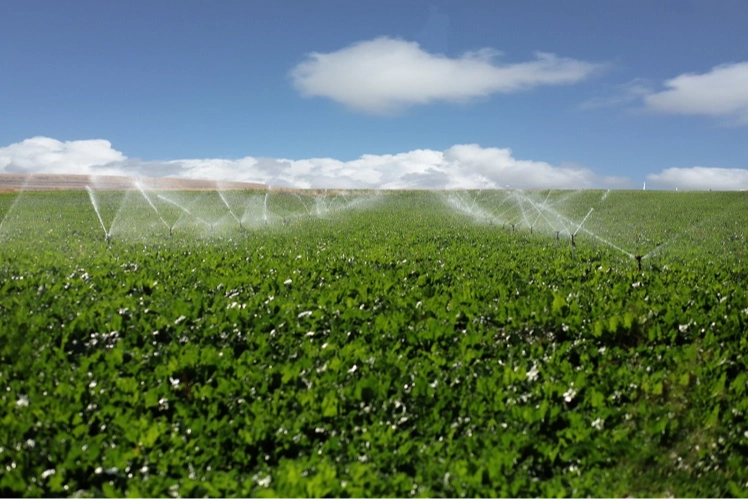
top-left (635, 255), bottom-right (643, 272)
top-left (555, 231), bottom-right (560, 242)
top-left (571, 233), bottom-right (577, 259)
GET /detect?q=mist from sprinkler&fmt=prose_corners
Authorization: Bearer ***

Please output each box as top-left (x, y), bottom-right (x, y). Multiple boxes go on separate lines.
top-left (156, 194), bottom-right (212, 230)
top-left (217, 190), bottom-right (244, 230)
top-left (293, 193), bottom-right (314, 216)
top-left (134, 182), bottom-right (172, 235)
top-left (0, 176), bottom-right (30, 236)
top-left (511, 190), bottom-right (635, 260)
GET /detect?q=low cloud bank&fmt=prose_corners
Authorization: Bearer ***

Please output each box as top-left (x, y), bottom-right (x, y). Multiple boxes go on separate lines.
top-left (291, 37), bottom-right (602, 115)
top-left (0, 137), bottom-right (126, 176)
top-left (1, 137), bottom-right (630, 190)
top-left (647, 167), bottom-right (748, 191)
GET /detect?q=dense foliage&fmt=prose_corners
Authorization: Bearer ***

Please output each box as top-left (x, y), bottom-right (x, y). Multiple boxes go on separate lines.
top-left (1, 189), bottom-right (747, 497)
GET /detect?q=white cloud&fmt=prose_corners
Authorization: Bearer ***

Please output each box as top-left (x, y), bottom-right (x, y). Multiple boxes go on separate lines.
top-left (0, 136), bottom-right (626, 190)
top-left (643, 62), bottom-right (748, 124)
top-left (647, 167), bottom-right (748, 191)
top-left (290, 37), bottom-right (603, 114)
top-left (0, 137), bottom-right (126, 175)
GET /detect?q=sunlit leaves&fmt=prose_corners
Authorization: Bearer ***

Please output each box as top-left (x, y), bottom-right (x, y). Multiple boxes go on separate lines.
top-left (1, 190), bottom-right (747, 496)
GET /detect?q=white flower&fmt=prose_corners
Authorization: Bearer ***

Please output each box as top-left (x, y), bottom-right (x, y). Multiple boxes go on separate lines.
top-left (591, 418), bottom-right (604, 430)
top-left (41, 469), bottom-right (56, 479)
top-left (257, 475), bottom-right (272, 487)
top-left (563, 387), bottom-right (577, 403)
top-left (527, 364), bottom-right (539, 382)
top-left (283, 279), bottom-right (292, 285)
top-left (16, 395), bottom-right (29, 408)
top-left (298, 310), bottom-right (313, 319)
top-left (169, 377), bottom-right (180, 388)
top-left (348, 365), bottom-right (358, 374)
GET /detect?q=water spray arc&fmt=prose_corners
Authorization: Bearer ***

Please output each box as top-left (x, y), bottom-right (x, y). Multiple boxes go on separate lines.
top-left (134, 182), bottom-right (172, 236)
top-left (0, 177), bottom-right (30, 236)
top-left (450, 189), bottom-right (644, 268)
top-left (263, 192), bottom-right (269, 225)
top-left (156, 194), bottom-right (212, 231)
top-left (86, 186), bottom-right (110, 242)
top-left (217, 191), bottom-right (245, 230)
top-left (510, 190), bottom-right (635, 261)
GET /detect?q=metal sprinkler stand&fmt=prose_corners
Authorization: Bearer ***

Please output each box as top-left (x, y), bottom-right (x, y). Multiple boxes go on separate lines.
top-left (635, 255), bottom-right (643, 272)
top-left (571, 233), bottom-right (576, 259)
top-left (555, 231), bottom-right (560, 242)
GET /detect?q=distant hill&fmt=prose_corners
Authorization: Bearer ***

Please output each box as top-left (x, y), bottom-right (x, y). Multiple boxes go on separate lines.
top-left (0, 174), bottom-right (268, 192)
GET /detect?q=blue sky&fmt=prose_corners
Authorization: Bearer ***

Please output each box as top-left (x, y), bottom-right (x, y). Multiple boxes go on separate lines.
top-left (1, 0), bottom-right (747, 189)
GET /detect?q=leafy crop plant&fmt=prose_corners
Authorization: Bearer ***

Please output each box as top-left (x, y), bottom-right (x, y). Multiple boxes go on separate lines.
top-left (1, 189), bottom-right (747, 497)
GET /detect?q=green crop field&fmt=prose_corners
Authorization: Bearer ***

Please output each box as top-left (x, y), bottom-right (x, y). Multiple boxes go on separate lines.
top-left (1, 188), bottom-right (747, 497)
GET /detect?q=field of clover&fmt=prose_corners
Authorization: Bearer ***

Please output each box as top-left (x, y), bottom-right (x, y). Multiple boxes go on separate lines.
top-left (1, 187), bottom-right (747, 497)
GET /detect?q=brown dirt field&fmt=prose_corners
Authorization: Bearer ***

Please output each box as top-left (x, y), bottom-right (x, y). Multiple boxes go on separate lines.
top-left (0, 174), bottom-right (270, 192)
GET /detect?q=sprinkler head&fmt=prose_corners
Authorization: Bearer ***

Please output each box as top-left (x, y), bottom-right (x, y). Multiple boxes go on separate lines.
top-left (571, 234), bottom-right (576, 248)
top-left (635, 255), bottom-right (643, 272)
top-left (555, 231), bottom-right (560, 241)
